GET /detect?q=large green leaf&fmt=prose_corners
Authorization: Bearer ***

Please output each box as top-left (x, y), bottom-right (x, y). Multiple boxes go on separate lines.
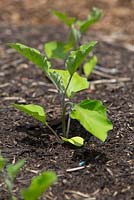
top-left (8, 43), bottom-right (51, 73)
top-left (7, 159), bottom-right (25, 181)
top-left (13, 104), bottom-right (46, 124)
top-left (77, 7), bottom-right (102, 33)
top-left (66, 41), bottom-right (97, 75)
top-left (44, 41), bottom-right (66, 60)
top-left (21, 171), bottom-right (57, 200)
top-left (61, 136), bottom-right (84, 147)
top-left (49, 69), bottom-right (89, 98)
top-left (83, 55), bottom-right (97, 77)
top-left (52, 10), bottom-right (75, 27)
top-left (70, 99), bottom-right (113, 142)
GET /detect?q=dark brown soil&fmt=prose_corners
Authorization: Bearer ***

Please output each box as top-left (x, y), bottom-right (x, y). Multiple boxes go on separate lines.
top-left (0, 24), bottom-right (134, 200)
top-left (0, 1), bottom-right (134, 199)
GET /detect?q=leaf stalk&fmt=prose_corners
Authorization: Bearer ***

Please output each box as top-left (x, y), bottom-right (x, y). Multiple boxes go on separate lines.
top-left (46, 123), bottom-right (62, 143)
top-left (61, 74), bottom-right (73, 137)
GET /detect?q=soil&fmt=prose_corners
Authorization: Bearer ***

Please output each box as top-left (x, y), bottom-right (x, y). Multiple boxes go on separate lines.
top-left (0, 0), bottom-right (134, 48)
top-left (0, 1), bottom-right (134, 200)
top-left (0, 24), bottom-right (134, 200)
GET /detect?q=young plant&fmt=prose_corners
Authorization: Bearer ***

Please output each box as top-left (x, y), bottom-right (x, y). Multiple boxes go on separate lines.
top-left (8, 41), bottom-right (113, 147)
top-left (21, 171), bottom-right (57, 200)
top-left (45, 7), bottom-right (102, 76)
top-left (0, 152), bottom-right (25, 200)
top-left (0, 152), bottom-right (57, 200)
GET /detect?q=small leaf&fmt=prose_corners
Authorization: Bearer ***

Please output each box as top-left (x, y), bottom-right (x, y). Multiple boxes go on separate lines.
top-left (0, 152), bottom-right (5, 171)
top-left (66, 41), bottom-right (97, 75)
top-left (66, 72), bottom-right (89, 98)
top-left (77, 7), bottom-right (102, 33)
top-left (70, 99), bottom-right (113, 142)
top-left (21, 171), bottom-right (57, 200)
top-left (7, 159), bottom-right (25, 181)
top-left (13, 104), bottom-right (46, 124)
top-left (8, 43), bottom-right (51, 73)
top-left (5, 179), bottom-right (12, 193)
top-left (11, 196), bottom-right (17, 200)
top-left (49, 69), bottom-right (89, 98)
top-left (83, 56), bottom-right (97, 77)
top-left (44, 41), bottom-right (66, 60)
top-left (61, 136), bottom-right (84, 147)
top-left (52, 10), bottom-right (75, 27)
top-left (49, 70), bottom-right (65, 93)
top-left (65, 27), bottom-right (81, 50)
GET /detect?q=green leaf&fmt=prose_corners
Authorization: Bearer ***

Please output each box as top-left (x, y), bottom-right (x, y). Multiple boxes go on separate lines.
top-left (70, 99), bottom-right (113, 142)
top-left (52, 10), bottom-right (75, 27)
top-left (7, 159), bottom-right (25, 181)
top-left (8, 43), bottom-right (51, 73)
top-left (0, 152), bottom-right (5, 171)
top-left (11, 196), bottom-right (17, 200)
top-left (44, 41), bottom-right (66, 60)
top-left (5, 179), bottom-right (12, 193)
top-left (49, 69), bottom-right (89, 98)
top-left (65, 27), bottom-right (81, 50)
top-left (48, 70), bottom-right (65, 94)
top-left (77, 7), bottom-right (102, 33)
top-left (66, 41), bottom-right (97, 75)
top-left (13, 104), bottom-right (46, 124)
top-left (21, 171), bottom-right (57, 200)
top-left (83, 56), bottom-right (97, 77)
top-left (61, 136), bottom-right (84, 147)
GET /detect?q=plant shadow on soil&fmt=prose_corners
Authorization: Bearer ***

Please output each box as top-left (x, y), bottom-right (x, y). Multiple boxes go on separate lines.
top-left (15, 119), bottom-right (91, 147)
top-left (15, 119), bottom-right (108, 168)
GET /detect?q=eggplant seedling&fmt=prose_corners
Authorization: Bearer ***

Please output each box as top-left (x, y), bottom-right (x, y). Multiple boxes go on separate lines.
top-left (0, 152), bottom-right (57, 200)
top-left (8, 40), bottom-right (112, 147)
top-left (45, 7), bottom-right (102, 76)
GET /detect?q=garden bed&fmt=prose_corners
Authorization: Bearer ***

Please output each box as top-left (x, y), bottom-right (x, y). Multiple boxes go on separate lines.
top-left (0, 26), bottom-right (134, 200)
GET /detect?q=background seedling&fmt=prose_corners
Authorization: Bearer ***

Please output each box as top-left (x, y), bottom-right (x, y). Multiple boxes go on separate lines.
top-left (0, 152), bottom-right (57, 200)
top-left (45, 7), bottom-right (102, 75)
top-left (8, 40), bottom-right (113, 147)
top-left (21, 171), bottom-right (57, 200)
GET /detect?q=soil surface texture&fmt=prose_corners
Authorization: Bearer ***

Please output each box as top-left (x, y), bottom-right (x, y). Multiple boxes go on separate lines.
top-left (0, 25), bottom-right (134, 200)
top-left (0, 0), bottom-right (134, 199)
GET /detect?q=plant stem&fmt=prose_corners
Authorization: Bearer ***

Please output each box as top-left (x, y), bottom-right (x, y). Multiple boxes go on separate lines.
top-left (46, 123), bottom-right (62, 143)
top-left (66, 114), bottom-right (71, 138)
top-left (61, 101), bottom-right (66, 137)
top-left (61, 75), bottom-right (73, 137)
